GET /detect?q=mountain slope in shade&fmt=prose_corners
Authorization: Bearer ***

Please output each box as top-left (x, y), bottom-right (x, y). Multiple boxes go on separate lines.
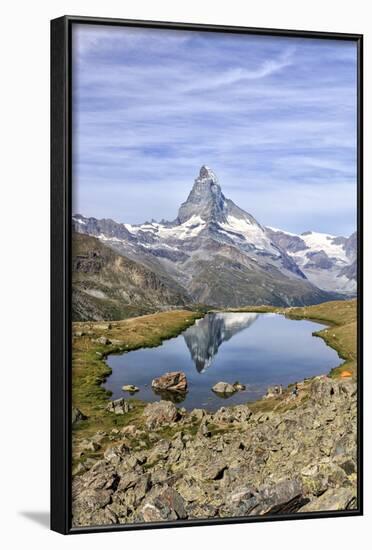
top-left (73, 166), bottom-right (346, 308)
top-left (266, 228), bottom-right (357, 294)
top-left (72, 232), bottom-right (189, 321)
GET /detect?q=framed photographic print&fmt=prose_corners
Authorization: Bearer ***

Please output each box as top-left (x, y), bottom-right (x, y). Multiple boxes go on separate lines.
top-left (51, 16), bottom-right (363, 534)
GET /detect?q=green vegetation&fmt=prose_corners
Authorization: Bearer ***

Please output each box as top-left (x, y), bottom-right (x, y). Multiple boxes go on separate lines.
top-left (72, 299), bottom-right (357, 465)
top-left (227, 299), bottom-right (357, 415)
top-left (228, 299), bottom-right (357, 380)
top-left (72, 309), bottom-right (203, 463)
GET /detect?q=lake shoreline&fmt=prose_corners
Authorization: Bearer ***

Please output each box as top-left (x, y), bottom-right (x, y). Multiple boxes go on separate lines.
top-left (72, 301), bottom-right (356, 432)
top-left (71, 300), bottom-right (357, 526)
top-left (104, 311), bottom-right (340, 410)
top-left (225, 299), bottom-right (357, 379)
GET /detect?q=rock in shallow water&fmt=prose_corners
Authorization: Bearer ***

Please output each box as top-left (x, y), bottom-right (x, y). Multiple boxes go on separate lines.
top-left (122, 384), bottom-right (139, 393)
top-left (212, 381), bottom-right (237, 396)
top-left (151, 371), bottom-right (188, 393)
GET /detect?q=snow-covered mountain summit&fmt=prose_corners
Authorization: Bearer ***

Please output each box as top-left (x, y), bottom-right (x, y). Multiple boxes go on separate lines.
top-left (178, 165), bottom-right (257, 225)
top-left (120, 166), bottom-right (292, 265)
top-left (266, 228), bottom-right (356, 293)
top-left (73, 166), bottom-right (355, 307)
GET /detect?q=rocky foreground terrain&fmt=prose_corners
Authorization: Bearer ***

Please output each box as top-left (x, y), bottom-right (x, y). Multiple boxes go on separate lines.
top-left (72, 375), bottom-right (357, 527)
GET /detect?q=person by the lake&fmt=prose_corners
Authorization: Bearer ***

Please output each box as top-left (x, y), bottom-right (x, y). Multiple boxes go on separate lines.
top-left (292, 384), bottom-right (299, 397)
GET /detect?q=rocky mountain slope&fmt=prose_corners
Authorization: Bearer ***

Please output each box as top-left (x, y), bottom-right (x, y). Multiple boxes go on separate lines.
top-left (72, 376), bottom-right (357, 526)
top-left (72, 232), bottom-right (189, 321)
top-left (266, 228), bottom-right (357, 294)
top-left (73, 166), bottom-right (347, 308)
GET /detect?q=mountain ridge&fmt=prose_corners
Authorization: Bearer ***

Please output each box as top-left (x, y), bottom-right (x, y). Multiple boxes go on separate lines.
top-left (72, 232), bottom-right (190, 321)
top-left (73, 166), bottom-right (355, 309)
top-left (266, 227), bottom-right (356, 294)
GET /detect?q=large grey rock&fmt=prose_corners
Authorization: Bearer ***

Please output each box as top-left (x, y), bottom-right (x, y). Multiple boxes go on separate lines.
top-left (140, 487), bottom-right (187, 522)
top-left (190, 408), bottom-right (205, 421)
top-left (310, 377), bottom-right (335, 400)
top-left (146, 439), bottom-right (171, 464)
top-left (213, 404), bottom-right (252, 424)
top-left (193, 459), bottom-right (228, 482)
top-left (220, 487), bottom-right (259, 517)
top-left (143, 400), bottom-right (179, 429)
top-left (151, 371), bottom-right (187, 393)
top-left (299, 487), bottom-right (357, 512)
top-left (71, 462), bottom-right (120, 526)
top-left (250, 479), bottom-right (308, 515)
top-left (104, 443), bottom-right (129, 464)
top-left (105, 398), bottom-right (133, 415)
top-left (310, 377), bottom-right (357, 405)
top-left (72, 407), bottom-right (87, 425)
top-left (212, 382), bottom-right (237, 396)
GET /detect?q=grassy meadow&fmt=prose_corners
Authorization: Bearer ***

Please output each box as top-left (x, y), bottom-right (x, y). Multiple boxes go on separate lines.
top-left (71, 299), bottom-right (357, 466)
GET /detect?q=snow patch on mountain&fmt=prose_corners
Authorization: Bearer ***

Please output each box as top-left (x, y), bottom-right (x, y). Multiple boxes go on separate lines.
top-left (125, 215), bottom-right (206, 241)
top-left (220, 215), bottom-right (279, 255)
top-left (267, 228), bottom-right (356, 294)
top-left (300, 232), bottom-right (348, 262)
top-left (267, 226), bottom-right (297, 237)
top-left (72, 166), bottom-right (356, 305)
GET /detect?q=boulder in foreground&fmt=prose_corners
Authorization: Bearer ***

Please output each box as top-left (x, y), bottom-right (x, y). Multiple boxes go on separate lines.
top-left (72, 407), bottom-right (87, 425)
top-left (143, 400), bottom-right (179, 429)
top-left (105, 398), bottom-right (133, 415)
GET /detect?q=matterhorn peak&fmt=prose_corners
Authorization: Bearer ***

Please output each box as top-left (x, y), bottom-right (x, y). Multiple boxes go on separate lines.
top-left (197, 165), bottom-right (218, 184)
top-left (177, 166), bottom-right (225, 224)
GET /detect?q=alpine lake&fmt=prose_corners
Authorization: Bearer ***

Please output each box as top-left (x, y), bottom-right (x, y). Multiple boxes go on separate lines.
top-left (104, 312), bottom-right (340, 411)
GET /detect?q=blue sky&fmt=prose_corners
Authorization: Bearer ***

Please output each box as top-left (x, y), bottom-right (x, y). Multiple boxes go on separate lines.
top-left (72, 24), bottom-right (357, 236)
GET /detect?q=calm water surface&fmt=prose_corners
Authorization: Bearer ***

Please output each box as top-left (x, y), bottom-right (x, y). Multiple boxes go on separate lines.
top-left (105, 313), bottom-right (339, 411)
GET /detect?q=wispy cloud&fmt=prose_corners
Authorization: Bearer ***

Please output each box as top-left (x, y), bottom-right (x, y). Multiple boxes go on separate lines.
top-left (72, 24), bottom-right (357, 236)
top-left (182, 47), bottom-right (295, 92)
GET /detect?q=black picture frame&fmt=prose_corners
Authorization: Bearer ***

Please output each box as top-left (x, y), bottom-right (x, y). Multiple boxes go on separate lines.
top-left (51, 15), bottom-right (363, 535)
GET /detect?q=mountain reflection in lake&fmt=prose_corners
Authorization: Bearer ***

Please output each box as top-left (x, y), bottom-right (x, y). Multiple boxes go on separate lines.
top-left (105, 312), bottom-right (340, 411)
top-left (183, 313), bottom-right (259, 372)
